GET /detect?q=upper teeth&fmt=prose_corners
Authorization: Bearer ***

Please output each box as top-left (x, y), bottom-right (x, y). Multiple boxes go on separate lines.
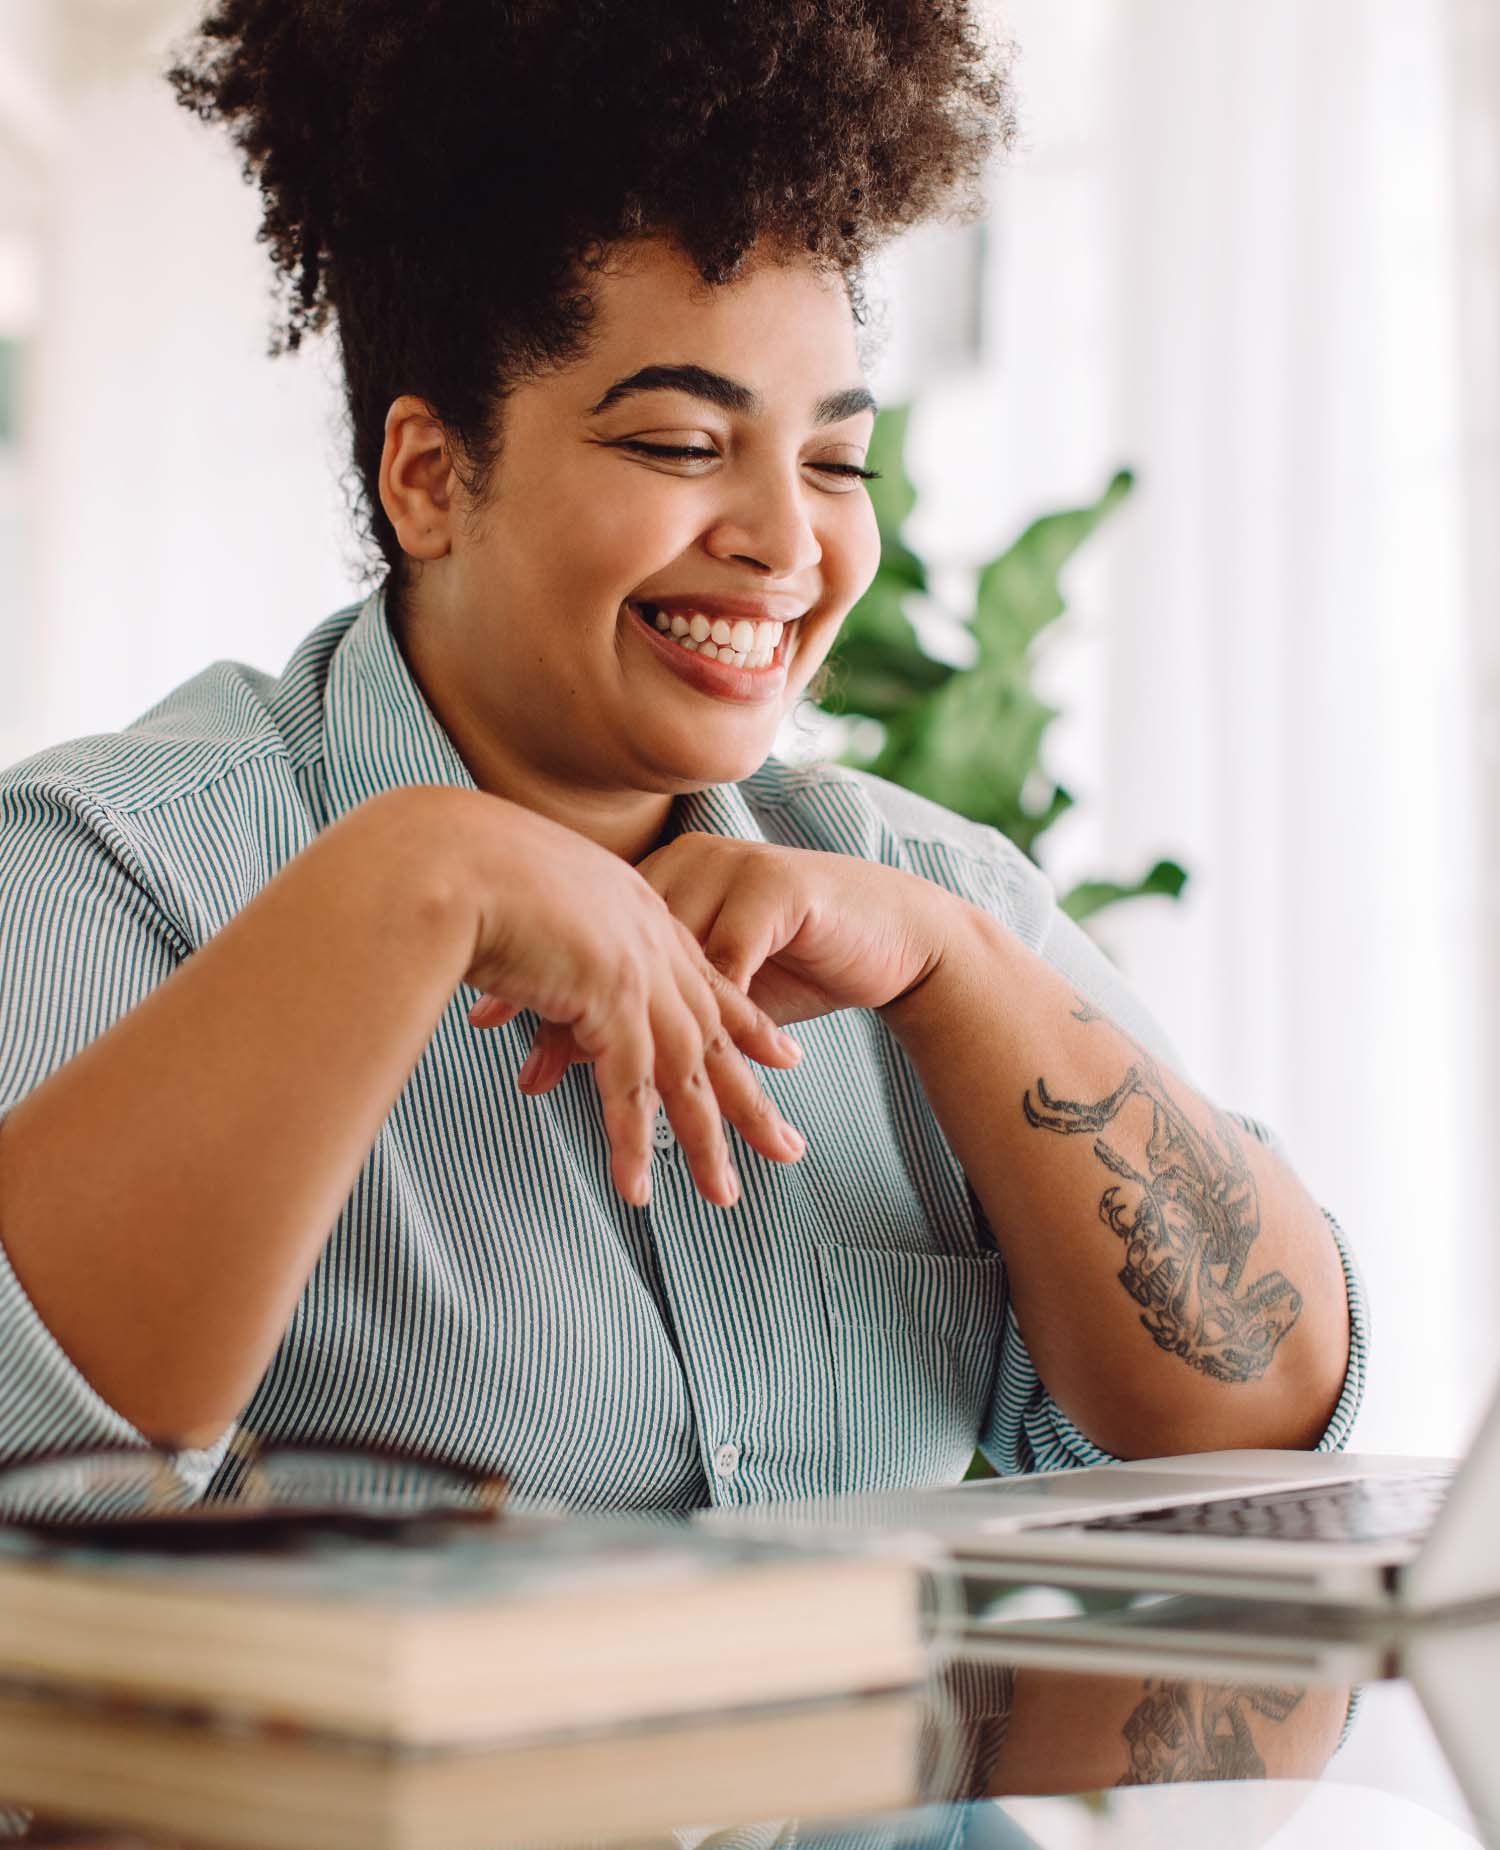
top-left (646, 607), bottom-right (788, 669)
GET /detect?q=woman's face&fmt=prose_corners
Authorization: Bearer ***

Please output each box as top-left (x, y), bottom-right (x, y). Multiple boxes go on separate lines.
top-left (394, 236), bottom-right (881, 815)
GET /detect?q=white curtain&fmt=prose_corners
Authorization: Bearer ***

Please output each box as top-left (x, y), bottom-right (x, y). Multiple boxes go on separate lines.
top-left (874, 0), bottom-right (1496, 1452)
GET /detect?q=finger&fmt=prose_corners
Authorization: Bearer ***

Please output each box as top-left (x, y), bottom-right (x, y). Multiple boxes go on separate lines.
top-left (699, 887), bottom-right (779, 995)
top-left (636, 841), bottom-right (733, 948)
top-left (517, 1020), bottom-right (586, 1093)
top-left (655, 881), bottom-right (727, 956)
top-left (674, 946), bottom-right (807, 1161)
top-left (684, 979), bottom-right (808, 1167)
top-left (704, 1019), bottom-right (807, 1167)
top-left (650, 986), bottom-right (740, 1208)
top-left (583, 983), bottom-right (658, 1208)
top-left (468, 995), bottom-right (522, 1030)
top-left (692, 942), bottom-right (805, 1070)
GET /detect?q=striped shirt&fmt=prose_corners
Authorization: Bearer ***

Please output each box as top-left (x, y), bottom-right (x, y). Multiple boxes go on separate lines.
top-left (0, 590), bottom-right (1367, 1507)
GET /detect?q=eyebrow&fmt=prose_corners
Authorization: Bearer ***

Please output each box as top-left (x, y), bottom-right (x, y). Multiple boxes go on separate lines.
top-left (586, 363), bottom-right (877, 427)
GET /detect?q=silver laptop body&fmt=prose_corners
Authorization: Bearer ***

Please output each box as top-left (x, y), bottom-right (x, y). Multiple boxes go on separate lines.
top-left (703, 1383), bottom-right (1500, 1612)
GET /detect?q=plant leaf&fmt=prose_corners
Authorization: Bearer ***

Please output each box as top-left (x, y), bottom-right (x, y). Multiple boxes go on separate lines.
top-left (823, 572), bottom-right (953, 722)
top-left (972, 469), bottom-right (1134, 668)
top-left (815, 425), bottom-right (1186, 928)
top-left (863, 403), bottom-right (920, 537)
top-left (1059, 858), bottom-right (1189, 924)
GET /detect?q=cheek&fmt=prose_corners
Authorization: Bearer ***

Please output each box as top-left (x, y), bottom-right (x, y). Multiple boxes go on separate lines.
top-left (482, 460), bottom-right (664, 590)
top-left (545, 472), bottom-right (699, 595)
top-left (822, 495), bottom-right (883, 605)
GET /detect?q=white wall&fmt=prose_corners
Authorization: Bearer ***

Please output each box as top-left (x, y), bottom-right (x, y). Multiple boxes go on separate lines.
top-left (4, 3), bottom-right (359, 770)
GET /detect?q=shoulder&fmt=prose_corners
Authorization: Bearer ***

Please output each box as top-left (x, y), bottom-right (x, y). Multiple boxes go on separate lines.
top-left (741, 756), bottom-right (1056, 947)
top-left (0, 605), bottom-right (357, 943)
top-left (0, 606), bottom-right (352, 821)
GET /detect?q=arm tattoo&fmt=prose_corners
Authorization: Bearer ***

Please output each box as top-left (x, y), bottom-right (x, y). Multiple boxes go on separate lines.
top-left (1119, 1680), bottom-right (1304, 1784)
top-left (1022, 999), bottom-right (1302, 1383)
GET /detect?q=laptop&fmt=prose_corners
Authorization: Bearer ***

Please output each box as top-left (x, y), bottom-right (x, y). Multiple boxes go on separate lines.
top-left (700, 1383), bottom-right (1499, 1613)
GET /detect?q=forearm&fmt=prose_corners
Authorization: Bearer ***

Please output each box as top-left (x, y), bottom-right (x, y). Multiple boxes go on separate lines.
top-left (0, 787), bottom-right (478, 1451)
top-left (881, 902), bottom-right (1350, 1459)
top-left (989, 1669), bottom-right (1350, 1793)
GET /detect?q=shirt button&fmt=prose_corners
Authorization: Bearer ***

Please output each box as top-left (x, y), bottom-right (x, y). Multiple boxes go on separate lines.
top-left (713, 1442), bottom-right (740, 1478)
top-left (651, 1118), bottom-right (675, 1151)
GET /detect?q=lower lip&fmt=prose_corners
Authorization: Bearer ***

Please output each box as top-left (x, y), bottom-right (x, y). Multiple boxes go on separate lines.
top-left (624, 604), bottom-right (791, 705)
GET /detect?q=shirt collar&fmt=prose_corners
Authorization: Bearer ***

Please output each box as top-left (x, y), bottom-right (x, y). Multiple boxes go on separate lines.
top-left (323, 588), bottom-right (478, 826)
top-left (322, 586), bottom-right (771, 850)
top-left (658, 773), bottom-right (771, 850)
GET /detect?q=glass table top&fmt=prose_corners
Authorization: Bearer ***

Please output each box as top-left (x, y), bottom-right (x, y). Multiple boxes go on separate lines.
top-left (0, 1576), bottom-right (1492, 1850)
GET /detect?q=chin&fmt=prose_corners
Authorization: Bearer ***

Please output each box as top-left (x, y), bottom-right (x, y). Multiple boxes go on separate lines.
top-left (645, 732), bottom-right (778, 790)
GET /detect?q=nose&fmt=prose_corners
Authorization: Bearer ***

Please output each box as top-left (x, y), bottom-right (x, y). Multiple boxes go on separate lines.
top-left (702, 464), bottom-right (824, 580)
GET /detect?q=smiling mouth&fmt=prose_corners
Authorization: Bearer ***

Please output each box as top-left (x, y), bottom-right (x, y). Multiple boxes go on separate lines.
top-left (628, 601), bottom-right (793, 670)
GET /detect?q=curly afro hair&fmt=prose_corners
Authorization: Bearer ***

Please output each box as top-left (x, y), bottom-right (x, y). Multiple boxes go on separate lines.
top-left (169, 1), bottom-right (1016, 585)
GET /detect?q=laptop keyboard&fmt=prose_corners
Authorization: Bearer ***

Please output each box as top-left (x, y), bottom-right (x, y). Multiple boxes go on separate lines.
top-left (1066, 1472), bottom-right (1455, 1546)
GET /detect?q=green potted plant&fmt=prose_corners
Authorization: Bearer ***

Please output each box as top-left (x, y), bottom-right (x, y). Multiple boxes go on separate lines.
top-left (815, 404), bottom-right (1187, 925)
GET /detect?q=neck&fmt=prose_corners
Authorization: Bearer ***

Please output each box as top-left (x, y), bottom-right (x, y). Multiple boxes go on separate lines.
top-left (389, 588), bottom-right (677, 865)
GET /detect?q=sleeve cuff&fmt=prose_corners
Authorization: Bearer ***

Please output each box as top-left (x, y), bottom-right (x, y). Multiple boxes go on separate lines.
top-left (0, 1227), bottom-right (232, 1498)
top-left (981, 1300), bottom-right (1123, 1475)
top-left (982, 1205), bottom-right (1369, 1473)
top-left (1310, 1207), bottom-right (1369, 1453)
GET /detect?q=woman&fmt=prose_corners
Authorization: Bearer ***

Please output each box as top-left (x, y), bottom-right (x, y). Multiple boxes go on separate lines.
top-left (0, 0), bottom-right (1363, 1510)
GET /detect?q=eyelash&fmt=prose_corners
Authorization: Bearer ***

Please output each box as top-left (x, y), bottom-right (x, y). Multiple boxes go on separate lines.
top-left (618, 441), bottom-right (881, 481)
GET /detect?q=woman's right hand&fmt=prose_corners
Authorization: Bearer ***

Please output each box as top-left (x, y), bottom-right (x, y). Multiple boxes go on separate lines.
top-left (434, 789), bottom-right (808, 1211)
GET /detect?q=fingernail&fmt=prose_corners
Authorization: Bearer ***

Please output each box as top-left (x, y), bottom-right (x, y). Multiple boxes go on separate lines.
top-left (777, 1032), bottom-right (802, 1060)
top-left (517, 1048), bottom-right (542, 1087)
top-left (782, 1125), bottom-right (806, 1154)
top-left (720, 1166), bottom-right (740, 1206)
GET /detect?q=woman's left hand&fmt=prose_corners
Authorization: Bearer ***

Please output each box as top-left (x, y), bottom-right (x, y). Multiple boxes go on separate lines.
top-left (512, 834), bottom-right (962, 1093)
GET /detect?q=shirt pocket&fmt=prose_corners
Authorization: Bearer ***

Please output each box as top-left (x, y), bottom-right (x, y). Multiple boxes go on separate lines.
top-left (815, 1244), bottom-right (1007, 1494)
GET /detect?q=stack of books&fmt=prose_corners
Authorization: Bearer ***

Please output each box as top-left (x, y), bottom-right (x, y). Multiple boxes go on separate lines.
top-left (0, 1502), bottom-right (937, 1844)
top-left (0, 1680), bottom-right (923, 1850)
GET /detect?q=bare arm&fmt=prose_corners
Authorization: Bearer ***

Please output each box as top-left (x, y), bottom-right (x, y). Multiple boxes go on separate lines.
top-left (988, 1668), bottom-right (1350, 1794)
top-left (880, 901), bottom-right (1351, 1458)
top-left (0, 788), bottom-right (476, 1450)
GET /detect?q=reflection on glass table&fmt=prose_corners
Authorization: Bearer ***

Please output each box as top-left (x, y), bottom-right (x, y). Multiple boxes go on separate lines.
top-left (3, 1582), bottom-right (1496, 1850)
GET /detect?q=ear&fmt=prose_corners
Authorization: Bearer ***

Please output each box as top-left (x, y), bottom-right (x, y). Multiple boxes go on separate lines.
top-left (378, 395), bottom-right (459, 561)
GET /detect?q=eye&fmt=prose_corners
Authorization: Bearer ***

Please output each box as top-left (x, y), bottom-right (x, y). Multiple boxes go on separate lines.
top-left (612, 440), bottom-right (882, 487)
top-left (810, 461), bottom-right (882, 485)
top-left (616, 441), bottom-right (718, 463)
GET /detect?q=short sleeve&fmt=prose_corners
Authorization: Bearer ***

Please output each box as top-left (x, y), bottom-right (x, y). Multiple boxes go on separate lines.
top-left (980, 1198), bottom-right (1368, 1474)
top-left (0, 775), bottom-right (232, 1494)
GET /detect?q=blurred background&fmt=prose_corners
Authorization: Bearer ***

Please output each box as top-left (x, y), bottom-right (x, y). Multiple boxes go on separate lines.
top-left (0, 0), bottom-right (1494, 1455)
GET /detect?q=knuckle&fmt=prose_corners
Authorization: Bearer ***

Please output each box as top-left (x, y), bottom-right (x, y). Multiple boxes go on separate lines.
top-left (612, 957), bottom-right (647, 1002)
top-left (659, 1065), bottom-right (708, 1100)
